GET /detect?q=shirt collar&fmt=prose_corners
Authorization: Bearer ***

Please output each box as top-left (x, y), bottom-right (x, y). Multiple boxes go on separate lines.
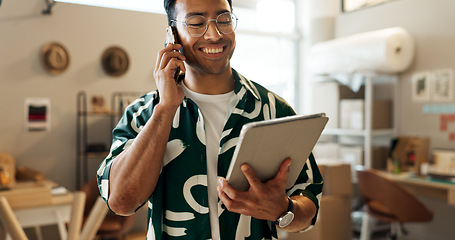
top-left (232, 68), bottom-right (260, 101)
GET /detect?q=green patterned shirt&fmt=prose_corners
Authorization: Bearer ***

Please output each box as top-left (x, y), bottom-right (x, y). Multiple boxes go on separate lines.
top-left (97, 69), bottom-right (323, 240)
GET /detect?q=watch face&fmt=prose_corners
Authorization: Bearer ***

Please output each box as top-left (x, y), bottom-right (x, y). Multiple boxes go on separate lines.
top-left (279, 212), bottom-right (295, 228)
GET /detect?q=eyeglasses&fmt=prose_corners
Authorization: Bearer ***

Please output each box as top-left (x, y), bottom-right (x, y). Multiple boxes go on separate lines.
top-left (171, 12), bottom-right (238, 37)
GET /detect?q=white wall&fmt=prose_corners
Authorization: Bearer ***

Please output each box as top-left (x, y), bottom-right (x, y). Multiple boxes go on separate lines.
top-left (0, 1), bottom-right (167, 236)
top-left (2, 0), bottom-right (454, 238)
top-left (299, 0), bottom-right (340, 114)
top-left (336, 0), bottom-right (455, 149)
top-left (0, 1), bottom-right (167, 191)
top-left (334, 0), bottom-right (455, 239)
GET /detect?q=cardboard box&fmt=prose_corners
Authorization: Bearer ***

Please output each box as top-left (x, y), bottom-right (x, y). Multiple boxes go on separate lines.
top-left (390, 136), bottom-right (430, 173)
top-left (286, 195), bottom-right (353, 240)
top-left (0, 181), bottom-right (52, 208)
top-left (339, 145), bottom-right (364, 167)
top-left (0, 152), bottom-right (16, 187)
top-left (312, 142), bottom-right (340, 160)
top-left (339, 146), bottom-right (389, 170)
top-left (429, 149), bottom-right (455, 176)
top-left (340, 99), bottom-right (392, 129)
top-left (312, 81), bottom-right (364, 129)
top-left (285, 161), bottom-right (353, 240)
top-left (318, 161), bottom-right (353, 197)
top-left (371, 146), bottom-right (389, 170)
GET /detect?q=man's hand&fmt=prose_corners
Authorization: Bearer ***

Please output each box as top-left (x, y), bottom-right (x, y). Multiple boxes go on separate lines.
top-left (217, 158), bottom-right (292, 222)
top-left (153, 43), bottom-right (186, 110)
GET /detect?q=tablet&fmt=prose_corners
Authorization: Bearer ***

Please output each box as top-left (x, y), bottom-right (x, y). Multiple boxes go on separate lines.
top-left (225, 113), bottom-right (328, 191)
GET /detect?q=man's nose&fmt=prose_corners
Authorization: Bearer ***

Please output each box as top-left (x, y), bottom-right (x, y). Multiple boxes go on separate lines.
top-left (204, 19), bottom-right (222, 40)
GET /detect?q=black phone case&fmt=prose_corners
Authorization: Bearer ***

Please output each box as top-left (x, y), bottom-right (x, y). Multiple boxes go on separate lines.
top-left (164, 26), bottom-right (185, 83)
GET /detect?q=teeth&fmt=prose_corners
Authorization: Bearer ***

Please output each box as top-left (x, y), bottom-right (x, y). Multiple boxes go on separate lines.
top-left (203, 47), bottom-right (223, 54)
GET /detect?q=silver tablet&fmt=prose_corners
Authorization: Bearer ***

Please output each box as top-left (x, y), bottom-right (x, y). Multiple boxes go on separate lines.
top-left (226, 113), bottom-right (328, 191)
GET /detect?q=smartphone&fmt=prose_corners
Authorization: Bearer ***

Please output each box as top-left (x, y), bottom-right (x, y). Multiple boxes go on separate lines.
top-left (164, 26), bottom-right (185, 83)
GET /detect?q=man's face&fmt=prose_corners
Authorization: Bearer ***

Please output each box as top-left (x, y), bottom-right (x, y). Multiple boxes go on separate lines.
top-left (173, 0), bottom-right (235, 76)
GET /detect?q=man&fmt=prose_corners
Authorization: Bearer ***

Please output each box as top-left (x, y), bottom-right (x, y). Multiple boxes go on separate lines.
top-left (97, 0), bottom-right (323, 239)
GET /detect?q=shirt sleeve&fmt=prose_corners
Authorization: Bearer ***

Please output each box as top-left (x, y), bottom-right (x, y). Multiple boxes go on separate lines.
top-left (96, 91), bottom-right (159, 207)
top-left (291, 153), bottom-right (323, 229)
top-left (268, 153), bottom-right (323, 237)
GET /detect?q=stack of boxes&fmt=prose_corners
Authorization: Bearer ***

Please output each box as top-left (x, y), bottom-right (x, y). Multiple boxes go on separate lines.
top-left (287, 161), bottom-right (353, 240)
top-left (312, 81), bottom-right (393, 170)
top-left (340, 99), bottom-right (392, 130)
top-left (312, 81), bottom-right (365, 130)
top-left (290, 80), bottom-right (395, 240)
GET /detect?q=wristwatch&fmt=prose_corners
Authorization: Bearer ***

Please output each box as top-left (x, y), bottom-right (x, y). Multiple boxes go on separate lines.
top-left (272, 197), bottom-right (295, 228)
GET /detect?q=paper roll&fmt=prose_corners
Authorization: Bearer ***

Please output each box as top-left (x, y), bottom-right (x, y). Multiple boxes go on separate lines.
top-left (309, 27), bottom-right (415, 74)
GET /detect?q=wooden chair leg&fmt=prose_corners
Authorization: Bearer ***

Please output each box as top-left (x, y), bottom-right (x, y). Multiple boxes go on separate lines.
top-left (0, 197), bottom-right (28, 240)
top-left (68, 191), bottom-right (86, 240)
top-left (34, 226), bottom-right (43, 240)
top-left (80, 197), bottom-right (109, 240)
top-left (360, 209), bottom-right (371, 240)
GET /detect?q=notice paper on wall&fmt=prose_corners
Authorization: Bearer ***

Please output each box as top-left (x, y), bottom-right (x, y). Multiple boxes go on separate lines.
top-left (431, 69), bottom-right (454, 102)
top-left (25, 98), bottom-right (50, 131)
top-left (415, 69), bottom-right (455, 142)
top-left (412, 68), bottom-right (454, 102)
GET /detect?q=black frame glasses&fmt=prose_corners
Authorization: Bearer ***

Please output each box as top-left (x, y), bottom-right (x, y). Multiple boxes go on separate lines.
top-left (171, 12), bottom-right (238, 37)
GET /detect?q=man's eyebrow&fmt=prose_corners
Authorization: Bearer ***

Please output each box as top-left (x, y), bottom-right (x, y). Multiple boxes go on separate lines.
top-left (185, 10), bottom-right (230, 18)
top-left (217, 10), bottom-right (231, 15)
top-left (185, 12), bottom-right (205, 18)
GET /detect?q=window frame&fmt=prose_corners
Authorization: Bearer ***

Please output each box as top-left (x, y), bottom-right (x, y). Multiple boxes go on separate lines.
top-left (232, 0), bottom-right (302, 110)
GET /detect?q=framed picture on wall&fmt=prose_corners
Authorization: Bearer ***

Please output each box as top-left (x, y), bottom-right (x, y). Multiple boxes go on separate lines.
top-left (342, 0), bottom-right (395, 12)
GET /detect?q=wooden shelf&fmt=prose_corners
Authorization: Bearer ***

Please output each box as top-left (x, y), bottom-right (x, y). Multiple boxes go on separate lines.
top-left (314, 74), bottom-right (397, 169)
top-left (83, 152), bottom-right (110, 158)
top-left (322, 128), bottom-right (395, 137)
top-left (76, 91), bottom-right (143, 189)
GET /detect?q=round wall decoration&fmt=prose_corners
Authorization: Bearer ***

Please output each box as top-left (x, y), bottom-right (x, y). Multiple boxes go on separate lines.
top-left (101, 46), bottom-right (130, 77)
top-left (41, 42), bottom-right (70, 75)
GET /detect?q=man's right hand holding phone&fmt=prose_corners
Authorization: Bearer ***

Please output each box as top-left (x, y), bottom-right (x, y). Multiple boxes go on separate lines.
top-left (154, 41), bottom-right (186, 111)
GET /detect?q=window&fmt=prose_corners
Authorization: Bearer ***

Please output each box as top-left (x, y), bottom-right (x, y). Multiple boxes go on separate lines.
top-left (56, 0), bottom-right (300, 108)
top-left (231, 0), bottom-right (299, 109)
top-left (55, 0), bottom-right (165, 14)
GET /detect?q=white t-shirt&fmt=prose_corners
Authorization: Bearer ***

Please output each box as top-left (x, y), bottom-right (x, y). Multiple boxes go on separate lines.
top-left (182, 83), bottom-right (235, 240)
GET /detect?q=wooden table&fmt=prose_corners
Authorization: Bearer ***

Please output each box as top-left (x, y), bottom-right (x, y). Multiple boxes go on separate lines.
top-left (379, 171), bottom-right (455, 206)
top-left (0, 180), bottom-right (73, 240)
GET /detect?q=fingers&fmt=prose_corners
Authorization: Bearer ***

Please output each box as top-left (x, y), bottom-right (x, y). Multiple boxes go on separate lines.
top-left (153, 43), bottom-right (186, 109)
top-left (241, 164), bottom-right (261, 189)
top-left (218, 160), bottom-right (293, 221)
top-left (240, 159), bottom-right (291, 190)
top-left (155, 44), bottom-right (186, 77)
top-left (156, 43), bottom-right (183, 64)
top-left (217, 179), bottom-right (232, 204)
top-left (218, 177), bottom-right (242, 199)
top-left (217, 178), bottom-right (250, 215)
top-left (274, 158), bottom-right (292, 185)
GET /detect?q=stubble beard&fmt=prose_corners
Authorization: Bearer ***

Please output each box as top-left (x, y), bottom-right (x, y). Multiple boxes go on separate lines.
top-left (184, 41), bottom-right (235, 76)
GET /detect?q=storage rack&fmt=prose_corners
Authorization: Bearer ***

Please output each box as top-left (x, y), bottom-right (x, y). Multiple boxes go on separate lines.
top-left (76, 91), bottom-right (144, 189)
top-left (321, 73), bottom-right (398, 169)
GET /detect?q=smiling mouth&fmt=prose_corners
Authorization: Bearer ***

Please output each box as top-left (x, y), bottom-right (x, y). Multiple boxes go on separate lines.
top-left (202, 47), bottom-right (224, 54)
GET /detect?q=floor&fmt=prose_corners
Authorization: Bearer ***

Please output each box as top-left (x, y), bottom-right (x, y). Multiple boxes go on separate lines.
top-left (125, 231), bottom-right (147, 240)
top-left (124, 230), bottom-right (392, 240)
top-left (353, 232), bottom-right (390, 240)
top-left (124, 210), bottom-right (397, 240)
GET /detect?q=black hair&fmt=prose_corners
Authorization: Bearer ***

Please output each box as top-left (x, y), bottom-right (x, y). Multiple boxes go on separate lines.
top-left (164, 0), bottom-right (233, 26)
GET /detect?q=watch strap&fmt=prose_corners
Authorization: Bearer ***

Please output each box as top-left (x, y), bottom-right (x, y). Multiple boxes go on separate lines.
top-left (272, 197), bottom-right (293, 224)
